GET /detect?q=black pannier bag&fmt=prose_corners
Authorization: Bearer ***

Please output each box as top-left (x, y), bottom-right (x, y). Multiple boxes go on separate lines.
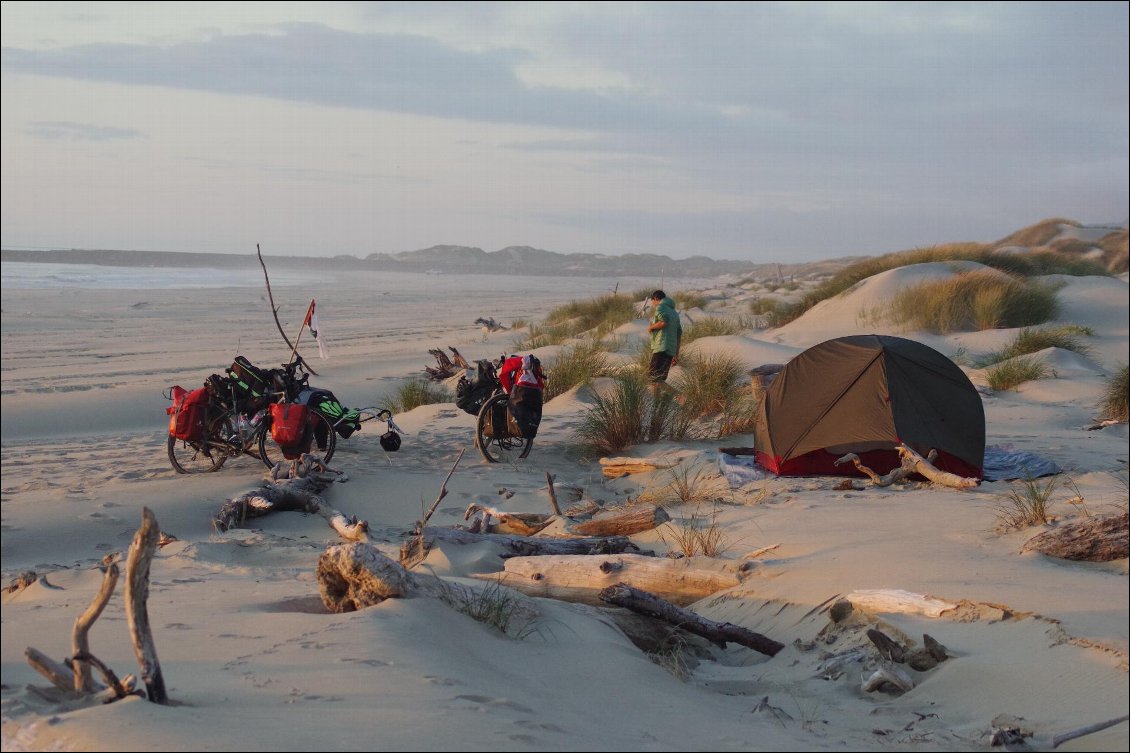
top-left (456, 360), bottom-right (498, 417)
top-left (227, 356), bottom-right (271, 403)
top-left (507, 385), bottom-right (543, 439)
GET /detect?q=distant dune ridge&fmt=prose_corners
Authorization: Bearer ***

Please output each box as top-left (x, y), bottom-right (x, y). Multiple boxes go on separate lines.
top-left (4, 217), bottom-right (1126, 277)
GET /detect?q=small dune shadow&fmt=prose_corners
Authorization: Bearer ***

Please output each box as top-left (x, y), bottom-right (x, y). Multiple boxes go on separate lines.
top-left (260, 595), bottom-right (331, 614)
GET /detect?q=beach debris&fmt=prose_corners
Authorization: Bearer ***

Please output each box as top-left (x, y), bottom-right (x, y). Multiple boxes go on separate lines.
top-left (24, 508), bottom-right (168, 705)
top-left (844, 589), bottom-right (958, 618)
top-left (1021, 511), bottom-right (1128, 561)
top-left (866, 627), bottom-right (949, 671)
top-left (989, 712), bottom-right (1130, 749)
top-left (599, 456), bottom-right (680, 478)
top-left (6, 570), bottom-right (40, 593)
top-left (834, 443), bottom-right (980, 489)
top-left (475, 317), bottom-right (508, 339)
top-left (599, 582), bottom-right (784, 657)
top-left (860, 661), bottom-right (915, 693)
top-left (399, 527), bottom-right (640, 570)
top-left (211, 470), bottom-right (369, 542)
top-left (477, 553), bottom-right (746, 607)
top-left (425, 347), bottom-right (470, 380)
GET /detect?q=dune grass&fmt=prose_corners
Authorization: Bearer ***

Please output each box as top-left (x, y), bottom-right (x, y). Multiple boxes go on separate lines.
top-left (543, 340), bottom-right (611, 402)
top-left (659, 502), bottom-right (730, 557)
top-left (887, 270), bottom-right (1060, 333)
top-left (382, 378), bottom-right (451, 413)
top-left (979, 325), bottom-right (1094, 366)
top-left (677, 292), bottom-right (710, 311)
top-left (681, 316), bottom-right (748, 343)
top-left (1097, 365), bottom-right (1129, 422)
top-left (674, 351), bottom-right (760, 437)
top-left (985, 355), bottom-right (1052, 391)
top-left (520, 291), bottom-right (641, 347)
top-left (768, 243), bottom-right (1107, 327)
top-left (574, 372), bottom-right (691, 454)
top-left (994, 475), bottom-right (1060, 529)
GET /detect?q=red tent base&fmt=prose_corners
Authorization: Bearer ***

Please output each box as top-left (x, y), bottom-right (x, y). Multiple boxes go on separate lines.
top-left (755, 448), bottom-right (982, 480)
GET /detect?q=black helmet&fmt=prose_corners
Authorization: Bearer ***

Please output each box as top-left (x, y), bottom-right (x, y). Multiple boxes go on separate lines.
top-left (380, 430), bottom-right (402, 452)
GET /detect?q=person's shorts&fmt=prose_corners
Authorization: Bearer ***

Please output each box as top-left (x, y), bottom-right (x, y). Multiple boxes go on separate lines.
top-left (647, 352), bottom-right (674, 383)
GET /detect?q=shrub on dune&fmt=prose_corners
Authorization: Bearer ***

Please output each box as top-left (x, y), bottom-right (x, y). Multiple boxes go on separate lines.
top-left (888, 270), bottom-right (1060, 333)
top-left (980, 325), bottom-right (1094, 366)
top-left (543, 341), bottom-right (610, 402)
top-left (986, 355), bottom-right (1051, 392)
top-left (674, 351), bottom-right (759, 436)
top-left (1097, 365), bottom-right (1128, 422)
top-left (383, 378), bottom-right (450, 413)
top-left (574, 373), bottom-right (689, 454)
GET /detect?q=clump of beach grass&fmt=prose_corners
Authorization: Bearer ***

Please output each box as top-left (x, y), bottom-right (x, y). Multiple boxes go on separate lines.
top-left (887, 270), bottom-right (1060, 333)
top-left (440, 579), bottom-right (541, 640)
top-left (543, 340), bottom-right (611, 402)
top-left (674, 351), bottom-right (760, 437)
top-left (979, 325), bottom-right (1093, 366)
top-left (519, 291), bottom-right (641, 348)
top-left (985, 355), bottom-right (1052, 391)
top-left (382, 378), bottom-right (450, 413)
top-left (1097, 365), bottom-right (1128, 422)
top-left (659, 502), bottom-right (730, 557)
top-left (681, 316), bottom-right (748, 343)
top-left (574, 372), bottom-right (690, 454)
top-left (994, 474), bottom-right (1060, 529)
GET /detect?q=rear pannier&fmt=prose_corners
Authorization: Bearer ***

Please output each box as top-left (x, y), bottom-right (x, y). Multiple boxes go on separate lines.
top-left (167, 385), bottom-right (209, 441)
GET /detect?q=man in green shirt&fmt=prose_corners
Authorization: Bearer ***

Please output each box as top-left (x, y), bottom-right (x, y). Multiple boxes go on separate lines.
top-left (646, 290), bottom-right (684, 403)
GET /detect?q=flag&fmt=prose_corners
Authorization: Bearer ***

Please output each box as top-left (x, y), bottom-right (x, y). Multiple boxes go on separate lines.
top-left (305, 299), bottom-right (329, 359)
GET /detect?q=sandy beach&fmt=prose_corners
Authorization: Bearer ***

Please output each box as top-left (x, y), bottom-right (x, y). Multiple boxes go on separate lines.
top-left (1, 259), bottom-right (1127, 752)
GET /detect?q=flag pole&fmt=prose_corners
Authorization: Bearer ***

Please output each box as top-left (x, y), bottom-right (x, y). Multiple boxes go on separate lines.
top-left (288, 300), bottom-right (315, 366)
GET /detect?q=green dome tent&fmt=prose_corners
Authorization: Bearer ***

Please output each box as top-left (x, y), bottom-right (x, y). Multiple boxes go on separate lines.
top-left (753, 335), bottom-right (985, 479)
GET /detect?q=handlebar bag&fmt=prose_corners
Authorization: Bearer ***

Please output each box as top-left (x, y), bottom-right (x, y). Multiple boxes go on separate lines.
top-left (270, 402), bottom-right (310, 457)
top-left (228, 356), bottom-right (271, 401)
top-left (167, 386), bottom-right (209, 441)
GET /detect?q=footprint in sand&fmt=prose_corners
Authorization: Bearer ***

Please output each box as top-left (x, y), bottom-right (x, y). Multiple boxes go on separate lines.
top-left (450, 695), bottom-right (534, 715)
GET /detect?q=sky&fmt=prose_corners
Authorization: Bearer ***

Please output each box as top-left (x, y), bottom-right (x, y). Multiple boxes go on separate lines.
top-left (1, 2), bottom-right (1127, 263)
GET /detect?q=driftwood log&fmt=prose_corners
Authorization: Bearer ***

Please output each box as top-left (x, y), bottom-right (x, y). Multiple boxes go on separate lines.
top-left (462, 501), bottom-right (670, 538)
top-left (318, 542), bottom-right (536, 632)
top-left (599, 583), bottom-right (784, 657)
top-left (599, 456), bottom-right (679, 478)
top-left (400, 527), bottom-right (641, 569)
top-left (125, 507), bottom-right (168, 704)
top-left (834, 443), bottom-right (979, 489)
top-left (71, 554), bottom-right (119, 693)
top-left (472, 553), bottom-right (746, 606)
top-left (1022, 512), bottom-right (1129, 561)
top-left (211, 473), bottom-right (369, 542)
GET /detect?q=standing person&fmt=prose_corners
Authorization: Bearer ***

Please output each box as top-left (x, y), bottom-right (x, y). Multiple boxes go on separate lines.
top-left (646, 290), bottom-right (684, 403)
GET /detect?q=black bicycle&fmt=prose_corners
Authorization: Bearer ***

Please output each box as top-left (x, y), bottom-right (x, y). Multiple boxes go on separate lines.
top-left (474, 388), bottom-right (533, 463)
top-left (165, 375), bottom-right (271, 474)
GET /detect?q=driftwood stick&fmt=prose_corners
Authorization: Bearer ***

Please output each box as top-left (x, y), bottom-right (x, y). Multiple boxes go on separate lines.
top-left (1051, 714), bottom-right (1129, 748)
top-left (72, 651), bottom-right (133, 700)
top-left (567, 504), bottom-right (670, 536)
top-left (545, 472), bottom-right (562, 516)
top-left (125, 507), bottom-right (168, 704)
top-left (256, 243), bottom-right (315, 375)
top-left (212, 475), bottom-right (336, 532)
top-left (71, 553), bottom-right (120, 693)
top-left (833, 453), bottom-right (909, 487)
top-left (419, 448), bottom-right (465, 529)
top-left (599, 582), bottom-right (784, 657)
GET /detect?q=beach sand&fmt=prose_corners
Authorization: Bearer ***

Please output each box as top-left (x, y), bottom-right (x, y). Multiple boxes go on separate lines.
top-left (1, 264), bottom-right (1127, 752)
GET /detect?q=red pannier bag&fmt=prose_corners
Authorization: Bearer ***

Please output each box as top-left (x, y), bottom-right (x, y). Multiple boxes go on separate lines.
top-left (167, 385), bottom-right (208, 441)
top-left (270, 402), bottom-right (310, 459)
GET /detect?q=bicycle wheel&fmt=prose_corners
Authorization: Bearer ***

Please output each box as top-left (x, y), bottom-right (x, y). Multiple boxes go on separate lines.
top-left (258, 409), bottom-right (338, 468)
top-left (167, 415), bottom-right (233, 474)
top-left (475, 392), bottom-right (533, 464)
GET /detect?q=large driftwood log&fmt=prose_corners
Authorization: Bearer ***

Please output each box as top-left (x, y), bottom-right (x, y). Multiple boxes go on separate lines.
top-left (599, 456), bottom-right (679, 478)
top-left (568, 504), bottom-right (671, 536)
top-left (211, 474), bottom-right (369, 541)
top-left (1022, 512), bottom-right (1129, 561)
top-left (844, 589), bottom-right (958, 618)
top-left (472, 553), bottom-right (745, 606)
top-left (400, 528), bottom-right (641, 569)
top-left (125, 507), bottom-right (167, 704)
top-left (71, 554), bottom-right (119, 693)
top-left (318, 542), bottom-right (536, 627)
top-left (599, 583), bottom-right (784, 657)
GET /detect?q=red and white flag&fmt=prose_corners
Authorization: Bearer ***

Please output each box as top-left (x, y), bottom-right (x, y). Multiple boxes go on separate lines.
top-left (304, 299), bottom-right (329, 359)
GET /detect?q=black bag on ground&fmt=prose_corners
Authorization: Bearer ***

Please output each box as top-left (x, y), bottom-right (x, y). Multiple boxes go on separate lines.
top-left (507, 385), bottom-right (543, 439)
top-left (456, 360), bottom-right (498, 417)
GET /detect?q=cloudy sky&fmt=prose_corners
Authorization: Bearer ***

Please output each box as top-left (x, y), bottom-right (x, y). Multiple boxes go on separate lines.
top-left (1, 2), bottom-right (1126, 262)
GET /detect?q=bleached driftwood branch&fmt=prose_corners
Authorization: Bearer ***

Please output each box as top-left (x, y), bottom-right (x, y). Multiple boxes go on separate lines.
top-left (598, 582), bottom-right (784, 657)
top-left (833, 443), bottom-right (979, 489)
top-left (211, 473), bottom-right (368, 542)
top-left (71, 554), bottom-right (119, 693)
top-left (125, 507), bottom-right (167, 704)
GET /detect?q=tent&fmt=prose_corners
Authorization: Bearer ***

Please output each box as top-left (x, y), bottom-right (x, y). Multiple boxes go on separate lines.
top-left (752, 334), bottom-right (984, 479)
